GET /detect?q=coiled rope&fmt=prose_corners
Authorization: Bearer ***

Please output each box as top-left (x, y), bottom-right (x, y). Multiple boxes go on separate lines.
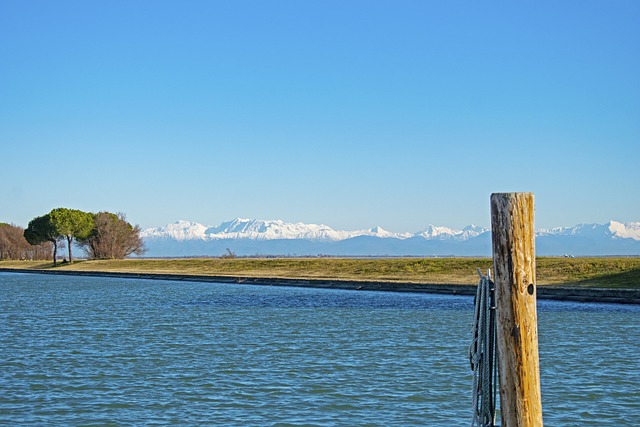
top-left (470, 269), bottom-right (498, 427)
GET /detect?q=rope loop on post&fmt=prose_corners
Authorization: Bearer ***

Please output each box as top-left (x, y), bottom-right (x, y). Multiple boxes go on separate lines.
top-left (470, 269), bottom-right (498, 427)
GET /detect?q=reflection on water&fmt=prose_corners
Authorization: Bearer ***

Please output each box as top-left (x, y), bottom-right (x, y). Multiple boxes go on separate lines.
top-left (1, 273), bottom-right (638, 426)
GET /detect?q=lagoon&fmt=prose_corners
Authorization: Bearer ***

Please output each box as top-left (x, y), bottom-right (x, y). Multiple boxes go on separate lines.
top-left (1, 272), bottom-right (639, 426)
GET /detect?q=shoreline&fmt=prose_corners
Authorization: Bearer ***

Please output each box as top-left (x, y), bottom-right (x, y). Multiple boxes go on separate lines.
top-left (2, 267), bottom-right (639, 305)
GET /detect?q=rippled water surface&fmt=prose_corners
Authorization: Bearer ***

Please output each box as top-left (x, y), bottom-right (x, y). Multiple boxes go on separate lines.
top-left (1, 273), bottom-right (639, 426)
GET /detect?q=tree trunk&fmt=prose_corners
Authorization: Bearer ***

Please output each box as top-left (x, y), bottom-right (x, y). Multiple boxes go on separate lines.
top-left (67, 236), bottom-right (73, 263)
top-left (52, 240), bottom-right (58, 266)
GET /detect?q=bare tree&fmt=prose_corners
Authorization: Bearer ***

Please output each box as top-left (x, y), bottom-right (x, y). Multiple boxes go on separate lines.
top-left (78, 212), bottom-right (146, 259)
top-left (221, 248), bottom-right (237, 259)
top-left (1, 223), bottom-right (52, 260)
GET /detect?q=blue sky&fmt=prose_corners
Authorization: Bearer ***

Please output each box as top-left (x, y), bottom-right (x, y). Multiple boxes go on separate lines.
top-left (1, 1), bottom-right (638, 232)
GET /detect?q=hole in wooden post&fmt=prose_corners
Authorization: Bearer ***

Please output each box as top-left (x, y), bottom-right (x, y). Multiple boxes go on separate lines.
top-left (527, 283), bottom-right (534, 295)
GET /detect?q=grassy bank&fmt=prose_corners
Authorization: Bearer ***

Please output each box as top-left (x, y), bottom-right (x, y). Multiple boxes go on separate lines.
top-left (2, 257), bottom-right (639, 289)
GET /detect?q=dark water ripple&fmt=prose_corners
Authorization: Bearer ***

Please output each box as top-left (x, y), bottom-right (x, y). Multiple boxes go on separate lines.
top-left (1, 273), bottom-right (638, 426)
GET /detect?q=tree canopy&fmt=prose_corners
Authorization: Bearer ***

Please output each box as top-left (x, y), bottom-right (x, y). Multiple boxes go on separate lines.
top-left (49, 208), bottom-right (94, 263)
top-left (24, 214), bottom-right (61, 265)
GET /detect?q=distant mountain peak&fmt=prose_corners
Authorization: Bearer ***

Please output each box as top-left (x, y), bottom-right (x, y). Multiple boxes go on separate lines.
top-left (415, 224), bottom-right (488, 241)
top-left (143, 220), bottom-right (208, 240)
top-left (364, 226), bottom-right (411, 239)
top-left (607, 220), bottom-right (640, 240)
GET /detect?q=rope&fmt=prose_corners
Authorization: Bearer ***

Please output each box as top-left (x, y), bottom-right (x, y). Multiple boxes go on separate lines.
top-left (470, 269), bottom-right (498, 427)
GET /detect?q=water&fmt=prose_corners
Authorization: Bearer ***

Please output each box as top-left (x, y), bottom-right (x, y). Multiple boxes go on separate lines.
top-left (1, 273), bottom-right (638, 426)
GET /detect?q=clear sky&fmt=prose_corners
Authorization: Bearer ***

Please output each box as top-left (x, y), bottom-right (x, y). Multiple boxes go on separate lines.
top-left (1, 1), bottom-right (638, 232)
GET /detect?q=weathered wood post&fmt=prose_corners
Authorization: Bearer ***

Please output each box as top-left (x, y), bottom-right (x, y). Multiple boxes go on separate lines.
top-left (490, 192), bottom-right (543, 427)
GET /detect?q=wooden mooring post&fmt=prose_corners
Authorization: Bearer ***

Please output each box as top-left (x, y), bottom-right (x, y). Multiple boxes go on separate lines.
top-left (490, 193), bottom-right (543, 427)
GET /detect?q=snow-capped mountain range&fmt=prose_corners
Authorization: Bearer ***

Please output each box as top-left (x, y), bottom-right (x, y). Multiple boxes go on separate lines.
top-left (141, 218), bottom-right (468, 242)
top-left (537, 221), bottom-right (640, 240)
top-left (140, 218), bottom-right (640, 257)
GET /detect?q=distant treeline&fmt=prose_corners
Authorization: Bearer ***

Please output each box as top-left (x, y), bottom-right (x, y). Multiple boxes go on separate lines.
top-left (0, 223), bottom-right (52, 260)
top-left (1, 208), bottom-right (145, 265)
